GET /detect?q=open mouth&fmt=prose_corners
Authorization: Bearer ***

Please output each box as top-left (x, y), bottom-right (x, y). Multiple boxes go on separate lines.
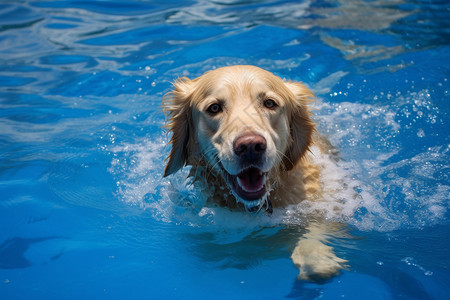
top-left (226, 167), bottom-right (268, 202)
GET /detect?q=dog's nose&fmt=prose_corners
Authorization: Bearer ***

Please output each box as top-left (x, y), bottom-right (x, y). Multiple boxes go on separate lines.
top-left (233, 133), bottom-right (267, 160)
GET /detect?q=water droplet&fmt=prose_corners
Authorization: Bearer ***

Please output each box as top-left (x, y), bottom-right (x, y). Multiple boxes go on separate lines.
top-left (417, 129), bottom-right (425, 138)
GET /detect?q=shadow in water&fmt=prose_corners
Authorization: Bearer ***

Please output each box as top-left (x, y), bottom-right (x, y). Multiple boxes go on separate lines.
top-left (183, 226), bottom-right (304, 270)
top-left (0, 236), bottom-right (62, 269)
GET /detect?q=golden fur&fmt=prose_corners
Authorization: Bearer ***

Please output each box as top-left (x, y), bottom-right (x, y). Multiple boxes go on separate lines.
top-left (162, 65), bottom-right (347, 281)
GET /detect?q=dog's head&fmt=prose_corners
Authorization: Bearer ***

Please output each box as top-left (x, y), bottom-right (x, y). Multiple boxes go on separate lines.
top-left (163, 65), bottom-right (315, 210)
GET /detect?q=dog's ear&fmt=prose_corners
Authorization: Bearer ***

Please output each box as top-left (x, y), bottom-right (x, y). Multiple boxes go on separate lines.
top-left (282, 81), bottom-right (316, 171)
top-left (162, 77), bottom-right (195, 177)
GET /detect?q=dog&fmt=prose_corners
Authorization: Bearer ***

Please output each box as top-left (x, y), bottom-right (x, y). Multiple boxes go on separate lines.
top-left (162, 65), bottom-right (348, 281)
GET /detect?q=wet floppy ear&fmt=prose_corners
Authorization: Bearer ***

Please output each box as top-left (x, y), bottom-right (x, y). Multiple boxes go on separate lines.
top-left (282, 81), bottom-right (316, 171)
top-left (162, 77), bottom-right (195, 177)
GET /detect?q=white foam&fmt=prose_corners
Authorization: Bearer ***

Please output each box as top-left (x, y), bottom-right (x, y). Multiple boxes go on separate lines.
top-left (310, 90), bottom-right (448, 231)
top-left (108, 137), bottom-right (167, 206)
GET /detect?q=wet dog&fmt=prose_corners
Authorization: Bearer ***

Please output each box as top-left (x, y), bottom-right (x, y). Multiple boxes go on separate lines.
top-left (162, 65), bottom-right (347, 281)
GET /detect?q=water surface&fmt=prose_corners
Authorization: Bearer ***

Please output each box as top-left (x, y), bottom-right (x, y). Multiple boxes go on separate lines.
top-left (0, 1), bottom-right (449, 299)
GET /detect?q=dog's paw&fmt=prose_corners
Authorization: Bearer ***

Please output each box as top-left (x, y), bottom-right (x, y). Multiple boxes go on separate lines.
top-left (291, 238), bottom-right (347, 282)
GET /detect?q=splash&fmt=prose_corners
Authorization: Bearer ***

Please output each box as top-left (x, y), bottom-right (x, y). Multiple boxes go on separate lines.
top-left (108, 91), bottom-right (447, 232)
top-left (313, 89), bottom-right (448, 231)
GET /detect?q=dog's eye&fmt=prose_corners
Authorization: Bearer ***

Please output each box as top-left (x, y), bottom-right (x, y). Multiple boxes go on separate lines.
top-left (206, 103), bottom-right (222, 115)
top-left (263, 99), bottom-right (278, 109)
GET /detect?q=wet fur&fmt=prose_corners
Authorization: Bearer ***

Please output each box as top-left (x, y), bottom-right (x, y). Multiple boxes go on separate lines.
top-left (162, 65), bottom-right (347, 281)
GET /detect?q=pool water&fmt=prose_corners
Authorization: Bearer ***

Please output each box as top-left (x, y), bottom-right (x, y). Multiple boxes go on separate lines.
top-left (0, 0), bottom-right (449, 299)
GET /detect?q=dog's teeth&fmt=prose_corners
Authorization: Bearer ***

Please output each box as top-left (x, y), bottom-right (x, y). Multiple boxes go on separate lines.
top-left (236, 177), bottom-right (246, 190)
top-left (236, 177), bottom-right (251, 192)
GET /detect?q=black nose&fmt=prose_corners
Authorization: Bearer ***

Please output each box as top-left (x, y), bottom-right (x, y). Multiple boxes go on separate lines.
top-left (233, 133), bottom-right (267, 161)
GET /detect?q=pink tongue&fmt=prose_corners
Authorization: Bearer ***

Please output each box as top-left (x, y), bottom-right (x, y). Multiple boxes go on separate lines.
top-left (237, 168), bottom-right (264, 192)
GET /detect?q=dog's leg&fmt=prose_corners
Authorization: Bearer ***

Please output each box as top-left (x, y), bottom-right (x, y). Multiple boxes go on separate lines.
top-left (291, 221), bottom-right (348, 281)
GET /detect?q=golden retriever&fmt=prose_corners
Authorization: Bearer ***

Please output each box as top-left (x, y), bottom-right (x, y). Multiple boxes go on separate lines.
top-left (162, 65), bottom-right (347, 281)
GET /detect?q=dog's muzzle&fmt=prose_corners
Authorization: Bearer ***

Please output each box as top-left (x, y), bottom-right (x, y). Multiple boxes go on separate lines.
top-left (220, 132), bottom-right (273, 213)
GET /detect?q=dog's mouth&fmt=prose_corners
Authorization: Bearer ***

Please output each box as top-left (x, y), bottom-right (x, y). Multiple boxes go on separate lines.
top-left (233, 167), bottom-right (267, 201)
top-left (219, 163), bottom-right (268, 202)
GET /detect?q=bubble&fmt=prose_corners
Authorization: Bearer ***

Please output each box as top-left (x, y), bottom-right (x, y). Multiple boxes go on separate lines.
top-left (417, 128), bottom-right (425, 138)
top-left (401, 257), bottom-right (433, 276)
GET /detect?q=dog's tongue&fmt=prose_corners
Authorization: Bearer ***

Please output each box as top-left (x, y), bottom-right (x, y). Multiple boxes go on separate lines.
top-left (237, 168), bottom-right (265, 192)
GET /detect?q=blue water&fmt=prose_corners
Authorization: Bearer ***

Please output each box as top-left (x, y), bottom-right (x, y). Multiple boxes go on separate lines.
top-left (0, 0), bottom-right (449, 299)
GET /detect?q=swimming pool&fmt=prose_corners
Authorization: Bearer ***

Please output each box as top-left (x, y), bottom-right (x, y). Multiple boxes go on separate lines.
top-left (0, 0), bottom-right (448, 299)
